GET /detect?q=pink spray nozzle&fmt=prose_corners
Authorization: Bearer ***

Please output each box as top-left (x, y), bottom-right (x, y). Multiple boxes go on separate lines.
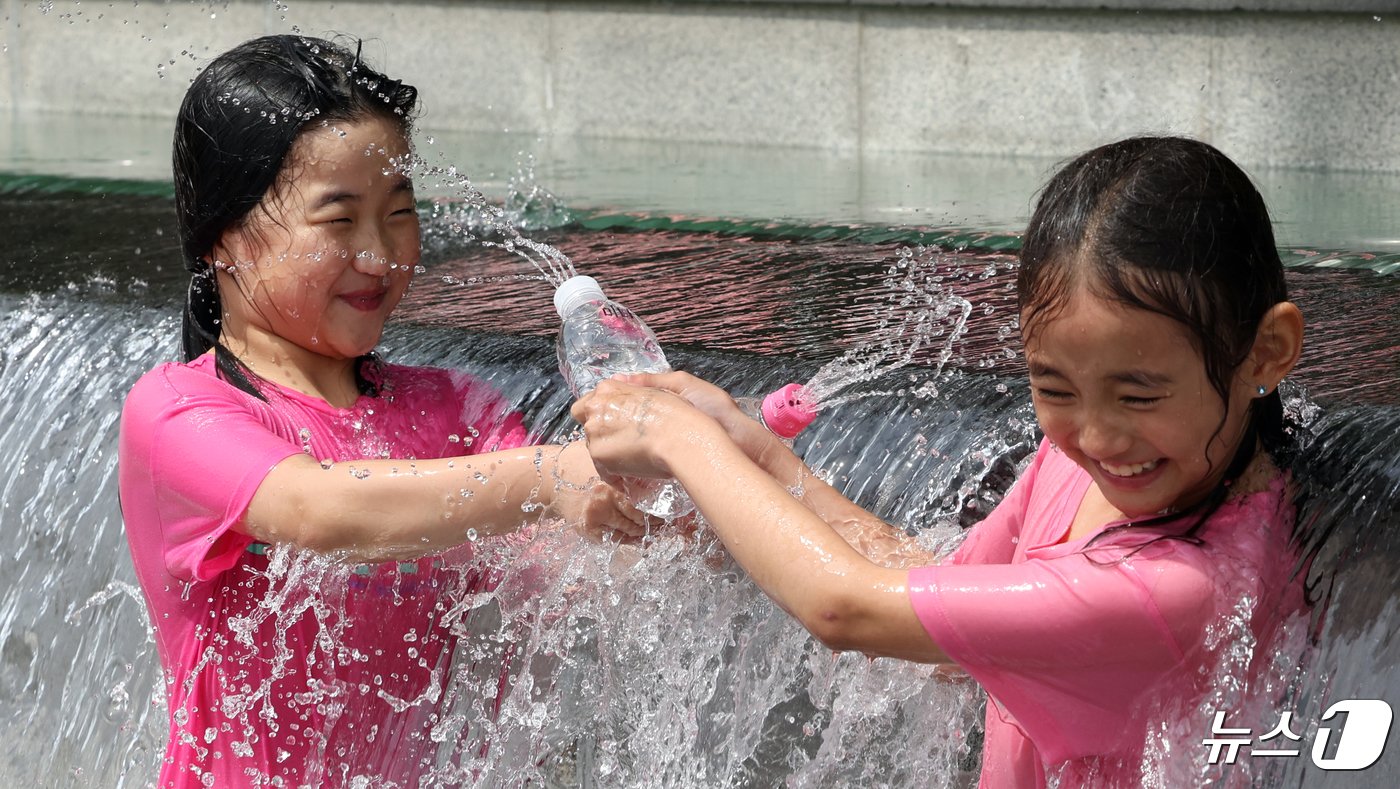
top-left (760, 383), bottom-right (817, 440)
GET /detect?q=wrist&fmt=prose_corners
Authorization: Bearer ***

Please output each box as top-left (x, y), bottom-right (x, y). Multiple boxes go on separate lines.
top-left (658, 411), bottom-right (731, 475)
top-left (545, 443), bottom-right (581, 501)
top-left (729, 416), bottom-right (781, 462)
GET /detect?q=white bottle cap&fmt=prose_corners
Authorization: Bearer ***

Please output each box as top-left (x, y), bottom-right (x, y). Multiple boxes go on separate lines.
top-left (554, 275), bottom-right (607, 318)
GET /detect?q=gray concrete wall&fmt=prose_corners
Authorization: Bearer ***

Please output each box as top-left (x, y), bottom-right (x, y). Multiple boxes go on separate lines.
top-left (712, 1), bottom-right (1400, 10)
top-left (3, 0), bottom-right (1399, 172)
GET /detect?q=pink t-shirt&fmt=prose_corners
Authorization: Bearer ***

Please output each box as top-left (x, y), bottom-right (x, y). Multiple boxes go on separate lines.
top-left (118, 355), bottom-right (529, 788)
top-left (909, 440), bottom-right (1301, 788)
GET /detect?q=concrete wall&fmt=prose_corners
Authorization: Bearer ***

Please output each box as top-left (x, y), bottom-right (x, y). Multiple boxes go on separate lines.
top-left (713, 1), bottom-right (1400, 10)
top-left (3, 0), bottom-right (1399, 172)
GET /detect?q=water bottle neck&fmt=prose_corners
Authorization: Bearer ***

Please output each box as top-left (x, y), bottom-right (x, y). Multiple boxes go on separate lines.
top-left (554, 275), bottom-right (608, 318)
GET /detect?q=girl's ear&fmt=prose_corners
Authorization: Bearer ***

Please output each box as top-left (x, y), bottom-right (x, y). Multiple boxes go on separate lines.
top-left (1246, 302), bottom-right (1304, 392)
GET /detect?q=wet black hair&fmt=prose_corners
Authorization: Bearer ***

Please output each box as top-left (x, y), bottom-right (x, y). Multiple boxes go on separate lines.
top-left (1018, 135), bottom-right (1291, 545)
top-left (173, 34), bottom-right (419, 398)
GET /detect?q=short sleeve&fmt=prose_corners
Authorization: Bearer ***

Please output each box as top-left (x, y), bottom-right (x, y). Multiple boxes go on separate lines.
top-left (120, 368), bottom-right (302, 582)
top-left (907, 545), bottom-right (1214, 762)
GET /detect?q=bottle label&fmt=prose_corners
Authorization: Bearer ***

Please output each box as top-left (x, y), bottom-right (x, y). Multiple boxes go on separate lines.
top-left (600, 304), bottom-right (637, 320)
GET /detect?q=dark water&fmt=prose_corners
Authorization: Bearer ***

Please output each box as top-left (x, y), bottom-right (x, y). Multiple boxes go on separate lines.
top-left (1, 186), bottom-right (1398, 786)
top-left (2, 188), bottom-right (1396, 405)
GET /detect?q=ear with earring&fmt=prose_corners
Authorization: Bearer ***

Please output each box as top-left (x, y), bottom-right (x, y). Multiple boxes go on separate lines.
top-left (1256, 385), bottom-right (1268, 397)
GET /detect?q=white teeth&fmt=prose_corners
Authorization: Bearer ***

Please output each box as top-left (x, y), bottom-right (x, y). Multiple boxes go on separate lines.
top-left (1101, 459), bottom-right (1161, 478)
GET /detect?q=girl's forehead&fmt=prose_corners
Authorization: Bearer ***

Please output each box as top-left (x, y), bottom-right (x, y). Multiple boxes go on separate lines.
top-left (265, 117), bottom-right (413, 213)
top-left (1022, 287), bottom-right (1196, 357)
top-left (291, 116), bottom-right (411, 168)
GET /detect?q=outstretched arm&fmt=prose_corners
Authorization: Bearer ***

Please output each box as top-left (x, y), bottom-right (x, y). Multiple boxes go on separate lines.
top-left (243, 440), bottom-right (644, 561)
top-left (615, 372), bottom-right (938, 569)
top-left (572, 379), bottom-right (950, 663)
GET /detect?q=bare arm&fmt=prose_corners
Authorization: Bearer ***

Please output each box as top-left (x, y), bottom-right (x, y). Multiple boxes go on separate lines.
top-left (242, 440), bottom-right (636, 561)
top-left (618, 372), bottom-right (937, 569)
top-left (573, 380), bottom-right (951, 663)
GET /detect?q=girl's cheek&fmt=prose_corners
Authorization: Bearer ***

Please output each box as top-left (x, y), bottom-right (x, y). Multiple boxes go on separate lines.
top-left (399, 232), bottom-right (423, 269)
top-left (1034, 408), bottom-right (1076, 447)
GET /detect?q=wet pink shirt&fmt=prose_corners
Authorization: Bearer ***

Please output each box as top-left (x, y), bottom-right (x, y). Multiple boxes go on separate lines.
top-left (119, 355), bottom-right (528, 788)
top-left (909, 440), bottom-right (1300, 788)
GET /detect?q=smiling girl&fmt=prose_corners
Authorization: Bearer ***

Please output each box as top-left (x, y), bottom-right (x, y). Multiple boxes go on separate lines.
top-left (119, 36), bottom-right (638, 787)
top-left (572, 136), bottom-right (1308, 786)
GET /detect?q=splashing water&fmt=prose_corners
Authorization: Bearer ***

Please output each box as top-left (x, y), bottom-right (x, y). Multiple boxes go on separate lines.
top-left (402, 149), bottom-right (578, 289)
top-left (783, 246), bottom-right (1032, 529)
top-left (801, 245), bottom-right (989, 409)
top-left (401, 513), bottom-right (986, 787)
top-left (504, 151), bottom-right (573, 232)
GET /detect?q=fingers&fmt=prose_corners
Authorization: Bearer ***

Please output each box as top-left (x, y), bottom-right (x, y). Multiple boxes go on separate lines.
top-left (610, 491), bottom-right (659, 539)
top-left (569, 393), bottom-right (590, 424)
top-left (612, 370), bottom-right (699, 394)
top-left (568, 380), bottom-right (716, 482)
top-left (570, 379), bottom-right (638, 419)
top-left (611, 372), bottom-right (738, 424)
top-left (610, 371), bottom-right (666, 387)
top-left (569, 383), bottom-right (632, 445)
top-left (578, 375), bottom-right (718, 423)
top-left (594, 467), bottom-right (627, 492)
top-left (572, 379), bottom-right (690, 434)
top-left (573, 373), bottom-right (709, 412)
top-left (578, 480), bottom-right (657, 542)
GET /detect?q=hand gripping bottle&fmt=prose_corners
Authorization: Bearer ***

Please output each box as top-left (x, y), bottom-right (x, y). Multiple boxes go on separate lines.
top-left (735, 383), bottom-right (818, 446)
top-left (554, 275), bottom-right (694, 519)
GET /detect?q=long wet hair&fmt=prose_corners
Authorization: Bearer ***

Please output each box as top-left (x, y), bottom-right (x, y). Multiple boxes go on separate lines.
top-left (1018, 136), bottom-right (1291, 546)
top-left (173, 34), bottom-right (419, 398)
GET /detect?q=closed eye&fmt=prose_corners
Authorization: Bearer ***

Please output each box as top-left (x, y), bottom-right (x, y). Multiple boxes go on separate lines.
top-left (1033, 388), bottom-right (1073, 401)
top-left (1122, 395), bottom-right (1162, 406)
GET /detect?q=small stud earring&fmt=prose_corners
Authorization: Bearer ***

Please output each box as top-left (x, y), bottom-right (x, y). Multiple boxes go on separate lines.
top-left (1256, 385), bottom-right (1268, 396)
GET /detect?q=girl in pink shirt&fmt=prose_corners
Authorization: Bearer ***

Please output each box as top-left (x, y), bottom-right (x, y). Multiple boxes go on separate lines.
top-left (119, 35), bottom-right (642, 787)
top-left (571, 136), bottom-right (1308, 786)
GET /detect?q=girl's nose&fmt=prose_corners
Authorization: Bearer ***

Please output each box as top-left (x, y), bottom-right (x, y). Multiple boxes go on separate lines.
top-left (351, 225), bottom-right (396, 276)
top-left (352, 248), bottom-right (391, 277)
top-left (1077, 412), bottom-right (1132, 460)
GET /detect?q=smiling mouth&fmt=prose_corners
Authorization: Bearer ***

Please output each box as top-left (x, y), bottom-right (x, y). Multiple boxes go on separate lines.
top-left (1100, 458), bottom-right (1162, 478)
top-left (341, 291), bottom-right (386, 311)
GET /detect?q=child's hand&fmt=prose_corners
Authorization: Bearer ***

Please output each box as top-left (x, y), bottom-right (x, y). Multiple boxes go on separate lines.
top-left (616, 369), bottom-right (789, 461)
top-left (571, 479), bottom-right (655, 544)
top-left (570, 379), bottom-right (725, 483)
top-left (611, 371), bottom-right (741, 426)
top-left (575, 482), bottom-right (703, 546)
top-left (549, 442), bottom-right (651, 542)
top-left (613, 371), bottom-right (778, 462)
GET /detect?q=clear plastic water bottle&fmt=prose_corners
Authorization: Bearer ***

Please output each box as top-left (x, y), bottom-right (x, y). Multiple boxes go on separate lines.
top-left (554, 275), bottom-right (694, 519)
top-left (735, 383), bottom-right (818, 446)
